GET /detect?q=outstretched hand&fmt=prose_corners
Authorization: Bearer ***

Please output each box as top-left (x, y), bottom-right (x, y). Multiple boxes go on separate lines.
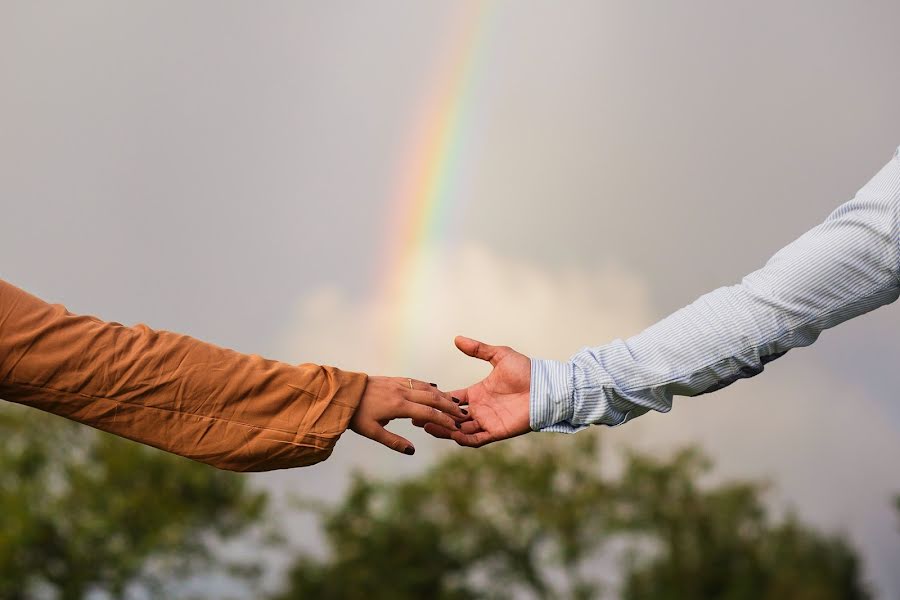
top-left (350, 376), bottom-right (468, 455)
top-left (421, 336), bottom-right (532, 448)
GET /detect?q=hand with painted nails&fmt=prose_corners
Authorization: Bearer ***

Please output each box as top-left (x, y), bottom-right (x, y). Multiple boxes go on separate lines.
top-left (0, 279), bottom-right (470, 471)
top-left (349, 376), bottom-right (470, 455)
top-left (422, 336), bottom-right (532, 448)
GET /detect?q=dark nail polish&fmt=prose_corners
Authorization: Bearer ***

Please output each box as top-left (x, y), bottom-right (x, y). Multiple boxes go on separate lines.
top-left (404, 446), bottom-right (415, 455)
top-left (429, 383), bottom-right (437, 387)
top-left (456, 422), bottom-right (462, 429)
top-left (452, 397), bottom-right (460, 403)
top-left (460, 408), bottom-right (468, 415)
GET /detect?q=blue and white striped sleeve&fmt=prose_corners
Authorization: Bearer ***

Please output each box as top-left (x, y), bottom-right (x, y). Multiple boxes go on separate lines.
top-left (530, 146), bottom-right (900, 433)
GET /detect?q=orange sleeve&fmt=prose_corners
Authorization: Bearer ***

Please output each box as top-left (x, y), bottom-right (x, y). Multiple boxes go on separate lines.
top-left (0, 279), bottom-right (366, 472)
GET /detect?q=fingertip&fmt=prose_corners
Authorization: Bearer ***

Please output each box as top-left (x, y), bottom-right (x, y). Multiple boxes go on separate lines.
top-left (389, 433), bottom-right (414, 455)
top-left (440, 414), bottom-right (460, 432)
top-left (448, 388), bottom-right (468, 405)
top-left (424, 423), bottom-right (453, 439)
top-left (454, 335), bottom-right (475, 353)
top-left (460, 420), bottom-right (481, 434)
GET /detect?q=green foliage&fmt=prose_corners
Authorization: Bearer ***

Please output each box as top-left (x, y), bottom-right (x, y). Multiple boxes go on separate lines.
top-left (615, 449), bottom-right (869, 600)
top-left (0, 405), bottom-right (267, 600)
top-left (274, 434), bottom-right (611, 600)
top-left (273, 436), bottom-right (870, 600)
top-left (0, 400), bottom-right (878, 600)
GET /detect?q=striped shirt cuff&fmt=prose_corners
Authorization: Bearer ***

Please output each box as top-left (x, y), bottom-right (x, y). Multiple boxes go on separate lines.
top-left (529, 358), bottom-right (587, 433)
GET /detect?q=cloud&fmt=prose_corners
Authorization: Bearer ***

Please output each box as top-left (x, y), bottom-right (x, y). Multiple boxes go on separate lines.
top-left (277, 243), bottom-right (654, 380)
top-left (265, 242), bottom-right (900, 597)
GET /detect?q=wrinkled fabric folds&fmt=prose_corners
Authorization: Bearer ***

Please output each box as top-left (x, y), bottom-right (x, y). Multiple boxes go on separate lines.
top-left (0, 279), bottom-right (366, 471)
top-left (530, 145), bottom-right (900, 432)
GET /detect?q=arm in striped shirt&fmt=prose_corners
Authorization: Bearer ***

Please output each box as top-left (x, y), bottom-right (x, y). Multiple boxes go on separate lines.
top-left (530, 147), bottom-right (900, 433)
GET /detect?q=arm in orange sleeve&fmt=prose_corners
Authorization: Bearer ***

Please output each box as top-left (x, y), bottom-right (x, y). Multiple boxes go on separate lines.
top-left (0, 278), bottom-right (367, 472)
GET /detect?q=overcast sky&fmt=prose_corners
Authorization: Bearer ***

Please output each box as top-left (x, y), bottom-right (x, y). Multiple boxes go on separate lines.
top-left (2, 1), bottom-right (899, 597)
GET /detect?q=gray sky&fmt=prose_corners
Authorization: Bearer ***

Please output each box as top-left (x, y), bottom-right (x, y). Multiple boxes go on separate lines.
top-left (2, 1), bottom-right (899, 596)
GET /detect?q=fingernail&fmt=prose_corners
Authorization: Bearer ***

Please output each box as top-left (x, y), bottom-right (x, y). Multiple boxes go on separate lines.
top-left (429, 383), bottom-right (437, 387)
top-left (456, 422), bottom-right (462, 429)
top-left (460, 408), bottom-right (468, 415)
top-left (452, 397), bottom-right (460, 403)
top-left (404, 446), bottom-right (415, 455)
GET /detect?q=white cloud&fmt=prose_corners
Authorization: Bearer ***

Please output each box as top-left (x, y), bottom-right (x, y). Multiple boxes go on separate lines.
top-left (277, 243), bottom-right (654, 382)
top-left (263, 242), bottom-right (899, 597)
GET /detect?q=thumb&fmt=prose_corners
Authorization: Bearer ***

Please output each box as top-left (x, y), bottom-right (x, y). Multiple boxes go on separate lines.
top-left (455, 336), bottom-right (504, 366)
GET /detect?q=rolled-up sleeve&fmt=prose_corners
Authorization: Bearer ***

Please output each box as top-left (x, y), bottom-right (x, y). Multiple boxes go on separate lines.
top-left (0, 280), bottom-right (367, 471)
top-left (531, 146), bottom-right (900, 433)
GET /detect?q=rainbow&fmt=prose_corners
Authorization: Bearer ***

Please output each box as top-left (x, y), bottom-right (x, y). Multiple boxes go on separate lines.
top-left (379, 1), bottom-right (494, 369)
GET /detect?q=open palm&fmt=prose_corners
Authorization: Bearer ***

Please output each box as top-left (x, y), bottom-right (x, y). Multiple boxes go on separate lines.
top-left (423, 336), bottom-right (532, 447)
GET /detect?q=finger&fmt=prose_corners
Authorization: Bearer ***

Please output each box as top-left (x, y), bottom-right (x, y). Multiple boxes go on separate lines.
top-left (454, 336), bottom-right (506, 366)
top-left (397, 377), bottom-right (440, 392)
top-left (415, 419), bottom-right (465, 433)
top-left (448, 388), bottom-right (469, 406)
top-left (450, 430), bottom-right (494, 448)
top-left (423, 423), bottom-right (454, 439)
top-left (401, 402), bottom-right (459, 431)
top-left (459, 420), bottom-right (482, 434)
top-left (363, 423), bottom-right (415, 455)
top-left (405, 389), bottom-right (469, 420)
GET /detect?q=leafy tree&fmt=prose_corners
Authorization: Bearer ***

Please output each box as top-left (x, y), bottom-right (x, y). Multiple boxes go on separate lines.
top-left (273, 436), bottom-right (870, 600)
top-left (274, 435), bottom-right (612, 600)
top-left (0, 405), bottom-right (268, 600)
top-left (615, 448), bottom-right (869, 600)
